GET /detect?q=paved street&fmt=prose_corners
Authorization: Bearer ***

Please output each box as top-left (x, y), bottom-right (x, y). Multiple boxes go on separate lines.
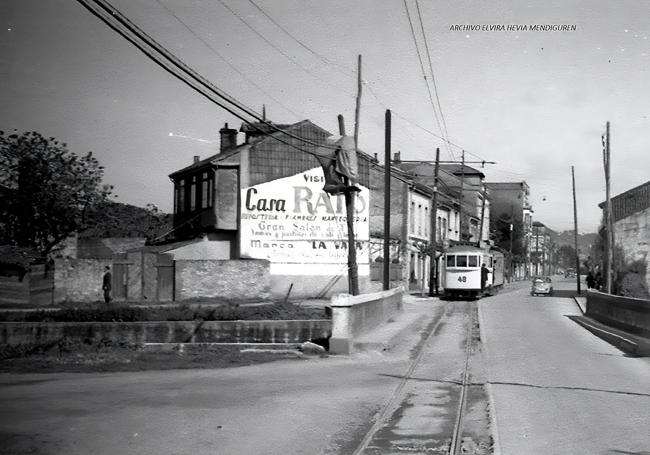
top-left (1, 281), bottom-right (649, 455)
top-left (480, 277), bottom-right (650, 455)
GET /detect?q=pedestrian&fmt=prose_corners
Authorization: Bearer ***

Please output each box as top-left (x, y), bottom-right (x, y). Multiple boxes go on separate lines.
top-left (586, 270), bottom-right (595, 289)
top-left (102, 265), bottom-right (112, 304)
top-left (594, 270), bottom-right (602, 291)
top-left (481, 263), bottom-right (489, 291)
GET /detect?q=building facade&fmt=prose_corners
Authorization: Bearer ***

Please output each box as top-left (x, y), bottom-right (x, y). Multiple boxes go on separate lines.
top-left (598, 180), bottom-right (650, 296)
top-left (485, 181), bottom-right (534, 280)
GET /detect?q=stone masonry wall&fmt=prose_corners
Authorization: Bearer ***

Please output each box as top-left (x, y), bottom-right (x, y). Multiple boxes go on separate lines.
top-left (175, 259), bottom-right (271, 301)
top-left (54, 258), bottom-right (112, 303)
top-left (614, 207), bottom-right (650, 292)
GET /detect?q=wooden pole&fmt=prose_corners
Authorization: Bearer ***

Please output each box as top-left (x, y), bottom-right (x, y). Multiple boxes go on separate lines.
top-left (428, 148), bottom-right (440, 295)
top-left (604, 121), bottom-right (613, 294)
top-left (383, 110), bottom-right (391, 290)
top-left (572, 166), bottom-right (581, 294)
top-left (458, 150), bottom-right (465, 239)
top-left (338, 115), bottom-right (359, 296)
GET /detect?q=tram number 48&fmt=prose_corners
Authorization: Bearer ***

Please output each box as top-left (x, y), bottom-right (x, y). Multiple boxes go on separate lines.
top-left (457, 276), bottom-right (467, 283)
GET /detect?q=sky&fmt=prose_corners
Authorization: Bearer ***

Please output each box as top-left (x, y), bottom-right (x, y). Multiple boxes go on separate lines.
top-left (1, 0), bottom-right (648, 233)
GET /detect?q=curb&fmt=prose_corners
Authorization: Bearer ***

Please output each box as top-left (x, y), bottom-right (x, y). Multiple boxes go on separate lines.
top-left (568, 316), bottom-right (650, 357)
top-left (477, 301), bottom-right (502, 455)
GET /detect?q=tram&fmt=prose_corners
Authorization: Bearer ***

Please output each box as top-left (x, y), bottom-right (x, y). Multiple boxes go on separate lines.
top-left (441, 245), bottom-right (505, 299)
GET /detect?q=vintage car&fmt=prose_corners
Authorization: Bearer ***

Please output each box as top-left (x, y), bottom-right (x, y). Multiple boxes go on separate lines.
top-left (531, 276), bottom-right (554, 296)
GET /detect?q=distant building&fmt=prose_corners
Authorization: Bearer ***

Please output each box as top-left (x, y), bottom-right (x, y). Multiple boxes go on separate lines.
top-left (485, 181), bottom-right (534, 279)
top-left (598, 180), bottom-right (650, 295)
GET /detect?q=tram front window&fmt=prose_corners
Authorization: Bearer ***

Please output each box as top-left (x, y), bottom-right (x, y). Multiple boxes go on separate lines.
top-left (456, 255), bottom-right (468, 267)
top-left (468, 255), bottom-right (478, 267)
top-left (446, 256), bottom-right (455, 267)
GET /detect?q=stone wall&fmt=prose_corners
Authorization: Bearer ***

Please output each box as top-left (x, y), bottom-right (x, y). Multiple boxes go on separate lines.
top-left (54, 258), bottom-right (112, 303)
top-left (0, 319), bottom-right (332, 346)
top-left (175, 259), bottom-right (271, 301)
top-left (586, 290), bottom-right (650, 338)
top-left (614, 207), bottom-right (650, 293)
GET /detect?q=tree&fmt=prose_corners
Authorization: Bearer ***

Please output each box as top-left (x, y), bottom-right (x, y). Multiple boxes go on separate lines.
top-left (0, 131), bottom-right (113, 257)
top-left (557, 244), bottom-right (576, 270)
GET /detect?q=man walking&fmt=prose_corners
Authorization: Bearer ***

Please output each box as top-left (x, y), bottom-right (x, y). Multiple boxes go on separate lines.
top-left (102, 265), bottom-right (112, 304)
top-left (481, 263), bottom-right (489, 291)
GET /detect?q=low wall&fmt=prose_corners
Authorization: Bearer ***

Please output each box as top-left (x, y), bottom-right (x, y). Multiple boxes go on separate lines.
top-left (586, 290), bottom-right (650, 338)
top-left (0, 320), bottom-right (332, 346)
top-left (329, 287), bottom-right (403, 355)
top-left (175, 259), bottom-right (272, 301)
top-left (54, 258), bottom-right (112, 304)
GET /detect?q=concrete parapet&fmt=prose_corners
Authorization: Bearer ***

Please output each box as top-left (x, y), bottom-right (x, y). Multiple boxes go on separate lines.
top-left (586, 290), bottom-right (650, 338)
top-left (329, 287), bottom-right (404, 355)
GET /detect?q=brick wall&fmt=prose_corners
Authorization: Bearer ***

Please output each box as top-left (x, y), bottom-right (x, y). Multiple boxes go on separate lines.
top-left (175, 259), bottom-right (272, 301)
top-left (54, 258), bottom-right (112, 303)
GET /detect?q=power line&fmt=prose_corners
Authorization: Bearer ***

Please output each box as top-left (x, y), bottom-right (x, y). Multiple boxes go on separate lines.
top-left (216, 0), bottom-right (354, 97)
top-left (77, 0), bottom-right (341, 153)
top-left (402, 0), bottom-right (444, 147)
top-left (153, 0), bottom-right (303, 120)
top-left (246, 0), bottom-right (355, 77)
top-left (415, 0), bottom-right (451, 153)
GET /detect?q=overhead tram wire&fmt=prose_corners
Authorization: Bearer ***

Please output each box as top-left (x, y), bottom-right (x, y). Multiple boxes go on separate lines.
top-left (402, 0), bottom-right (455, 161)
top-left (216, 0), bottom-right (355, 97)
top-left (77, 0), bottom-right (340, 152)
top-left (415, 0), bottom-right (452, 153)
top-left (246, 0), bottom-right (356, 78)
top-left (153, 0), bottom-right (303, 120)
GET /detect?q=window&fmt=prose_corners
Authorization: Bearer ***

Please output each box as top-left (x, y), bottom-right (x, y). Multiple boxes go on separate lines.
top-left (468, 255), bottom-right (478, 267)
top-left (410, 201), bottom-right (415, 233)
top-left (201, 172), bottom-right (213, 209)
top-left (190, 176), bottom-right (197, 211)
top-left (456, 255), bottom-right (468, 267)
top-left (437, 216), bottom-right (442, 241)
top-left (446, 255), bottom-right (455, 267)
top-left (424, 206), bottom-right (428, 237)
top-left (442, 218), bottom-right (447, 239)
top-left (418, 204), bottom-right (422, 235)
top-left (176, 180), bottom-right (185, 213)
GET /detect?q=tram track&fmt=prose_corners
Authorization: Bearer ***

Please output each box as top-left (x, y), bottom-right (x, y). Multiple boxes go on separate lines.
top-left (351, 300), bottom-right (493, 455)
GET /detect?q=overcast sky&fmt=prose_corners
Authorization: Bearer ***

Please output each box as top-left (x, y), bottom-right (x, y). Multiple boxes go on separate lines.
top-left (1, 0), bottom-right (648, 233)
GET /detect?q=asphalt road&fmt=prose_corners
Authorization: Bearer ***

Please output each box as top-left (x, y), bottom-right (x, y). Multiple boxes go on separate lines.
top-left (0, 300), bottom-right (445, 455)
top-left (2, 280), bottom-right (649, 455)
top-left (479, 277), bottom-right (650, 455)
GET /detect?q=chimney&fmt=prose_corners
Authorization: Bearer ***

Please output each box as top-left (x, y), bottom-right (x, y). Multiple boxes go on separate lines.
top-left (393, 151), bottom-right (401, 163)
top-left (193, 155), bottom-right (200, 163)
top-left (219, 122), bottom-right (238, 152)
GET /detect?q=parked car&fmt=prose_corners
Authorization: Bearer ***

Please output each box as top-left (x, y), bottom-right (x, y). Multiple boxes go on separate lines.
top-left (565, 268), bottom-right (576, 278)
top-left (531, 276), bottom-right (554, 296)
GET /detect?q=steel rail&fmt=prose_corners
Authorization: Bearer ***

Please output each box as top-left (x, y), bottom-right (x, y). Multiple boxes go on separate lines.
top-left (351, 301), bottom-right (477, 455)
top-left (351, 301), bottom-right (452, 455)
top-left (449, 305), bottom-right (474, 455)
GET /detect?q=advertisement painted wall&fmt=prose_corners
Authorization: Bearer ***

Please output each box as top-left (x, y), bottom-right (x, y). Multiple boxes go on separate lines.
top-left (240, 167), bottom-right (369, 275)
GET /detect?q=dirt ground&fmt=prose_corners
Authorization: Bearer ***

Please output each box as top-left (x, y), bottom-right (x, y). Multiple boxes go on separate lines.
top-left (0, 341), bottom-right (311, 374)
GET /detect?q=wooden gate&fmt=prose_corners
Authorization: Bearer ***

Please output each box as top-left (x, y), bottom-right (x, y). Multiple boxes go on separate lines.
top-left (156, 253), bottom-right (174, 301)
top-left (112, 262), bottom-right (129, 301)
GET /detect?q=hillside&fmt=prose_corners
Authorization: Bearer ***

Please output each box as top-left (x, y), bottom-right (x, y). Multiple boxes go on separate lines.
top-left (80, 201), bottom-right (173, 241)
top-left (553, 231), bottom-right (598, 254)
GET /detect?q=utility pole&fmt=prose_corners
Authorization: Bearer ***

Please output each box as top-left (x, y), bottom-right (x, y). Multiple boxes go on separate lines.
top-left (338, 114), bottom-right (359, 296)
top-left (603, 121), bottom-right (613, 294)
top-left (509, 203), bottom-right (514, 280)
top-left (534, 224), bottom-right (539, 275)
top-left (458, 150), bottom-right (465, 240)
top-left (572, 165), bottom-right (581, 294)
top-left (478, 184), bottom-right (487, 248)
top-left (428, 148), bottom-right (440, 296)
top-left (383, 110), bottom-right (391, 291)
